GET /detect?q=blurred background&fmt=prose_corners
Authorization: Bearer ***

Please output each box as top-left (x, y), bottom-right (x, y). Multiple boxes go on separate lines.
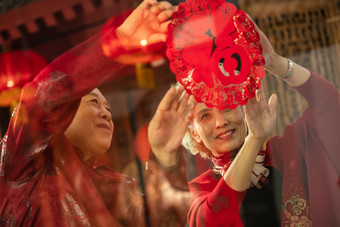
top-left (0, 0), bottom-right (339, 225)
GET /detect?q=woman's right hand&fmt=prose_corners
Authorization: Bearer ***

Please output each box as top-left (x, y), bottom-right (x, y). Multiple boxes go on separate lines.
top-left (116, 0), bottom-right (177, 49)
top-left (148, 84), bottom-right (193, 167)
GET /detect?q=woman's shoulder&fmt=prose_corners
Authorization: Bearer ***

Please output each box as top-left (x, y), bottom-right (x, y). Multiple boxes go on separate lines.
top-left (189, 169), bottom-right (220, 192)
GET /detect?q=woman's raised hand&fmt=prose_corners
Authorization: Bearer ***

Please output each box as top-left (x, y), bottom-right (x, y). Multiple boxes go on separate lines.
top-left (148, 84), bottom-right (193, 167)
top-left (116, 0), bottom-right (177, 48)
top-left (244, 87), bottom-right (278, 142)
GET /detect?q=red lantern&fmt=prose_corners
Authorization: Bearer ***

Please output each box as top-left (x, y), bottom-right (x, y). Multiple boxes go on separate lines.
top-left (0, 50), bottom-right (47, 92)
top-left (0, 50), bottom-right (47, 106)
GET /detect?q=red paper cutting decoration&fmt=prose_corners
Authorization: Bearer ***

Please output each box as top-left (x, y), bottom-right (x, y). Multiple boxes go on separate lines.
top-left (166, 0), bottom-right (265, 110)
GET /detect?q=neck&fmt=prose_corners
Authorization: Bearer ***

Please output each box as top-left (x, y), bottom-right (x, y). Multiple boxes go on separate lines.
top-left (212, 149), bottom-right (238, 168)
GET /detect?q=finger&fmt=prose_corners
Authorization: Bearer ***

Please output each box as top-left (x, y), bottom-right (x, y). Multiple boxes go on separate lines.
top-left (149, 4), bottom-right (163, 15)
top-left (143, 0), bottom-right (158, 7)
top-left (170, 84), bottom-right (185, 110)
top-left (143, 0), bottom-right (162, 19)
top-left (147, 1), bottom-right (172, 17)
top-left (267, 93), bottom-right (278, 116)
top-left (157, 86), bottom-right (177, 111)
top-left (158, 1), bottom-right (173, 9)
top-left (158, 8), bottom-right (175, 22)
top-left (148, 33), bottom-right (167, 43)
top-left (160, 20), bottom-right (171, 33)
top-left (177, 92), bottom-right (190, 114)
top-left (255, 89), bottom-right (260, 102)
top-left (243, 100), bottom-right (253, 119)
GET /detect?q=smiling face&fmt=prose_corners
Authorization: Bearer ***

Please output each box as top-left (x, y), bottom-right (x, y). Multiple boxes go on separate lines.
top-left (64, 88), bottom-right (114, 161)
top-left (190, 102), bottom-right (247, 157)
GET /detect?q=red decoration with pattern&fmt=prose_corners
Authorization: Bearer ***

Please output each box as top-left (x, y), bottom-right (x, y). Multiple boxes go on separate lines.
top-left (166, 0), bottom-right (265, 109)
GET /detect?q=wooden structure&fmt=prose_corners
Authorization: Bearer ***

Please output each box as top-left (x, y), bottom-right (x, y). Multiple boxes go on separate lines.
top-left (241, 0), bottom-right (340, 135)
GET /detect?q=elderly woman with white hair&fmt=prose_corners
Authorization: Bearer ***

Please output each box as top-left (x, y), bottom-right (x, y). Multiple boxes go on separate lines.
top-left (0, 1), bottom-right (190, 226)
top-left (148, 13), bottom-right (340, 227)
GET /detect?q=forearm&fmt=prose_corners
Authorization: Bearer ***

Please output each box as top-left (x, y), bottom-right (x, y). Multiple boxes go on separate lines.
top-left (265, 54), bottom-right (311, 87)
top-left (148, 147), bottom-right (188, 191)
top-left (151, 145), bottom-right (182, 170)
top-left (224, 136), bottom-right (264, 191)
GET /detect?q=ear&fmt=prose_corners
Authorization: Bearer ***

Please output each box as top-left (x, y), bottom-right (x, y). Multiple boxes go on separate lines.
top-left (188, 126), bottom-right (202, 143)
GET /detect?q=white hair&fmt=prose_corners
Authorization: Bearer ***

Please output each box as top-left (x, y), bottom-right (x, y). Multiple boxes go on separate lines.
top-left (181, 98), bottom-right (212, 159)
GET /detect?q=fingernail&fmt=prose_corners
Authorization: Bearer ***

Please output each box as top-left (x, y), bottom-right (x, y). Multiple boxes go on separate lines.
top-left (170, 82), bottom-right (180, 88)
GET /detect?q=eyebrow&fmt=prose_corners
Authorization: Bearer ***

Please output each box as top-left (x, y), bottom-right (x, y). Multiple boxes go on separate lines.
top-left (87, 92), bottom-right (111, 109)
top-left (197, 108), bottom-right (210, 116)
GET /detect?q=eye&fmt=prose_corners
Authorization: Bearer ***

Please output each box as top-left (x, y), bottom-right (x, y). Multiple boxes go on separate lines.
top-left (90, 99), bottom-right (98, 104)
top-left (200, 113), bottom-right (209, 120)
top-left (105, 106), bottom-right (111, 113)
top-left (88, 99), bottom-right (99, 105)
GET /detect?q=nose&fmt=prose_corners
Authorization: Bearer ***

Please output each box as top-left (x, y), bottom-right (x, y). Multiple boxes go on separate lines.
top-left (215, 110), bottom-right (228, 129)
top-left (99, 106), bottom-right (112, 121)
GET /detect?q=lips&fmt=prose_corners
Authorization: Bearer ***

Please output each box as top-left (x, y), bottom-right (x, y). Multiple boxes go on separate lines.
top-left (216, 129), bottom-right (235, 140)
top-left (96, 123), bottom-right (111, 132)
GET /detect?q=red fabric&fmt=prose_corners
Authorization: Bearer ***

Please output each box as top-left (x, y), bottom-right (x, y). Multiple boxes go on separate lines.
top-left (265, 71), bottom-right (340, 226)
top-left (0, 17), bottom-right (148, 226)
top-left (166, 0), bottom-right (265, 110)
top-left (188, 170), bottom-right (245, 227)
top-left (187, 71), bottom-right (340, 226)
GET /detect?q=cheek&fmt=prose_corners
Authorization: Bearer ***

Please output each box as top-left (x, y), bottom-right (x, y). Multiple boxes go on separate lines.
top-left (111, 121), bottom-right (114, 134)
top-left (68, 109), bottom-right (95, 137)
top-left (194, 122), bottom-right (212, 141)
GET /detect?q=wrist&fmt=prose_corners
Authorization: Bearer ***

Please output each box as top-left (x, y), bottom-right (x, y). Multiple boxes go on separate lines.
top-left (151, 147), bottom-right (181, 168)
top-left (265, 54), bottom-right (290, 77)
top-left (245, 134), bottom-right (266, 148)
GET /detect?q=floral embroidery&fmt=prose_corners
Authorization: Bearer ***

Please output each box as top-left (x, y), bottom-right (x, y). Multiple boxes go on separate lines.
top-left (283, 212), bottom-right (312, 227)
top-left (284, 194), bottom-right (307, 216)
top-left (282, 194), bottom-right (311, 227)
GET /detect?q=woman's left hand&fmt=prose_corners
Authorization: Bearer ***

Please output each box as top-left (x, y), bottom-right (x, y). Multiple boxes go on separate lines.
top-left (246, 14), bottom-right (276, 69)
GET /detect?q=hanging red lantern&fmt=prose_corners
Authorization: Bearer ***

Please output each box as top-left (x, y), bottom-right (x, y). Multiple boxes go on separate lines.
top-left (0, 50), bottom-right (47, 91)
top-left (0, 50), bottom-right (47, 106)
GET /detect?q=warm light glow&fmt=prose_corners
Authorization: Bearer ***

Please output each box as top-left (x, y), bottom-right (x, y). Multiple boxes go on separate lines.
top-left (140, 39), bottom-right (148, 46)
top-left (7, 80), bottom-right (14, 88)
